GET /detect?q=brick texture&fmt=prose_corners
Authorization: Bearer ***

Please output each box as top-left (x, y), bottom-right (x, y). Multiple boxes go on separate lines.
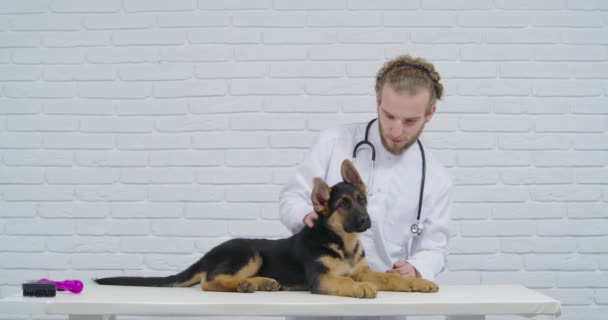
top-left (0, 2), bottom-right (606, 320)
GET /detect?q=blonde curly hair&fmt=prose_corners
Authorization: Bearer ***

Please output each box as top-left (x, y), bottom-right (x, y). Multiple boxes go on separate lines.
top-left (375, 55), bottom-right (443, 113)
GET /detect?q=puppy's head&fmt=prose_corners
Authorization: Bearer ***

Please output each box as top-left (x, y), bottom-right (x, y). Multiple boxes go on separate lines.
top-left (312, 160), bottom-right (370, 234)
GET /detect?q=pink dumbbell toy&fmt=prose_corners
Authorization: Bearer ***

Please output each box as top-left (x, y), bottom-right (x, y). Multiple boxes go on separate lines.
top-left (38, 279), bottom-right (84, 294)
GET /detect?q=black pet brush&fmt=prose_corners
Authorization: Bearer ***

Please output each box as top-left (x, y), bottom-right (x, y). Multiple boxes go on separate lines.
top-left (22, 282), bottom-right (56, 297)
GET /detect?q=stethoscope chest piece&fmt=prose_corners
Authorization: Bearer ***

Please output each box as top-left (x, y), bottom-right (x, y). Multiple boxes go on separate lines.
top-left (410, 222), bottom-right (424, 236)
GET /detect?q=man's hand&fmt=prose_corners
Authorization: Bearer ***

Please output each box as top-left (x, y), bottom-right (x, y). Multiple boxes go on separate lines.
top-left (386, 260), bottom-right (420, 279)
top-left (303, 211), bottom-right (319, 228)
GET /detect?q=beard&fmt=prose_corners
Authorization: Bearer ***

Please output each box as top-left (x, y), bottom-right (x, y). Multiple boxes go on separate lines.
top-left (378, 121), bottom-right (425, 156)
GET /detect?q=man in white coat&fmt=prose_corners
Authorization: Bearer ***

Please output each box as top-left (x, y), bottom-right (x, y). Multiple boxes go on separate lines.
top-left (279, 55), bottom-right (453, 318)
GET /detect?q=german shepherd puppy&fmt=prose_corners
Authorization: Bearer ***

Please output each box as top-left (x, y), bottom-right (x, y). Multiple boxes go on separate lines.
top-left (95, 160), bottom-right (439, 298)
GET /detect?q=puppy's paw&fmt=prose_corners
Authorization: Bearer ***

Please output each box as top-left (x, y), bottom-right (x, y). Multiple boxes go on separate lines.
top-left (410, 279), bottom-right (439, 293)
top-left (237, 281), bottom-right (256, 293)
top-left (261, 279), bottom-right (281, 291)
top-left (353, 282), bottom-right (377, 299)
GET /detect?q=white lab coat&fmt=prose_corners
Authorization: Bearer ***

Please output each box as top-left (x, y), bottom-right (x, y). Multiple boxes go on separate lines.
top-left (279, 120), bottom-right (453, 286)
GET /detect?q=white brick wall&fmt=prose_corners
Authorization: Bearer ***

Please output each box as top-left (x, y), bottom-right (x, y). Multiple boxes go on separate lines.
top-left (0, 1), bottom-right (607, 320)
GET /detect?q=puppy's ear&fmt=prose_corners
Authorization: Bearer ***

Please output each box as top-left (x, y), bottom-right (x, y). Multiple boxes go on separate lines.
top-left (341, 159), bottom-right (367, 195)
top-left (311, 177), bottom-right (331, 216)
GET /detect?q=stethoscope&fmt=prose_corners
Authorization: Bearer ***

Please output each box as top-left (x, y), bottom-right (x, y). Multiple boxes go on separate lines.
top-left (352, 118), bottom-right (426, 236)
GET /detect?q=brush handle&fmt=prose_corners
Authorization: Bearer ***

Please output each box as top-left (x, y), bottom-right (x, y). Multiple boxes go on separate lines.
top-left (39, 279), bottom-right (84, 294)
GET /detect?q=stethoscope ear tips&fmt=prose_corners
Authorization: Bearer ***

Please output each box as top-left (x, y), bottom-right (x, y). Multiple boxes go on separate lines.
top-left (410, 222), bottom-right (424, 236)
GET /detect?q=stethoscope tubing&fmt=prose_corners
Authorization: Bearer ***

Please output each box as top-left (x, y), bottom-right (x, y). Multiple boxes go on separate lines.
top-left (352, 118), bottom-right (426, 236)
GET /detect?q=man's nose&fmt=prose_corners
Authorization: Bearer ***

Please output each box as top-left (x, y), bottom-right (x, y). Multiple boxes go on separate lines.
top-left (389, 124), bottom-right (402, 138)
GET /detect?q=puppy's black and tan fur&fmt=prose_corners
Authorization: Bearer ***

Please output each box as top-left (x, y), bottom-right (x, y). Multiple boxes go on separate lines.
top-left (95, 160), bottom-right (438, 298)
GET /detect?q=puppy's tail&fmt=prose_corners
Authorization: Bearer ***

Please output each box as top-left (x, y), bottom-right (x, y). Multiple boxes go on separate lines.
top-left (94, 259), bottom-right (203, 288)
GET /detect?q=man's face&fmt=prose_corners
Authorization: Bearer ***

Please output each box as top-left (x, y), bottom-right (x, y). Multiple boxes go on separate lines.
top-left (376, 84), bottom-right (435, 155)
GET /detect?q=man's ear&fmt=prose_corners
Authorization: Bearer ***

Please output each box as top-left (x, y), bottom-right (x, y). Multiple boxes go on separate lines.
top-left (425, 104), bottom-right (436, 123)
top-left (311, 177), bottom-right (331, 216)
top-left (341, 159), bottom-right (367, 195)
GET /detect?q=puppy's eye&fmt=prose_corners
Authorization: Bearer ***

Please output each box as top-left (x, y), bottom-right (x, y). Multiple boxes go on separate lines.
top-left (338, 200), bottom-right (351, 208)
top-left (358, 198), bottom-right (366, 205)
